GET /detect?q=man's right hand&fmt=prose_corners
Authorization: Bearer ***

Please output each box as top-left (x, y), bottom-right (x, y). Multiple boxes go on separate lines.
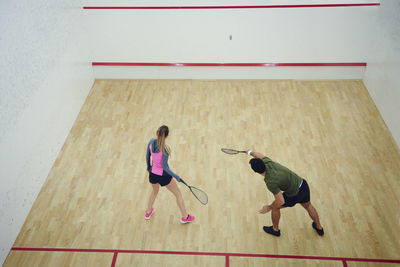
top-left (248, 150), bottom-right (265, 159)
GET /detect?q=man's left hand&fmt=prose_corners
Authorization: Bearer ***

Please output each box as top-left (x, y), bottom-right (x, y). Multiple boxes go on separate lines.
top-left (259, 205), bottom-right (272, 214)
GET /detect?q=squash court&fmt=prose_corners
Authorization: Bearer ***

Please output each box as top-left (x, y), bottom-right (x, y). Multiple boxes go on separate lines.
top-left (4, 79), bottom-right (400, 266)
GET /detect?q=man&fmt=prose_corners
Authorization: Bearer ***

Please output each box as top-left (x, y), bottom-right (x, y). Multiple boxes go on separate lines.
top-left (247, 149), bottom-right (324, 237)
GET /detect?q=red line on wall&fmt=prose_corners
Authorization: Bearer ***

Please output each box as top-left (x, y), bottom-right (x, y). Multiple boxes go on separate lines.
top-left (83, 3), bottom-right (380, 9)
top-left (11, 247), bottom-right (400, 264)
top-left (91, 62), bottom-right (367, 67)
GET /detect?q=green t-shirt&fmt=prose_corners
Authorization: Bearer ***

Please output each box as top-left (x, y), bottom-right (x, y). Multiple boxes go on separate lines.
top-left (263, 157), bottom-right (303, 197)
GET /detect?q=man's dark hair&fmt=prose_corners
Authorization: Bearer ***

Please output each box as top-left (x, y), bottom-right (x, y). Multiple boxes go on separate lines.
top-left (249, 158), bottom-right (266, 174)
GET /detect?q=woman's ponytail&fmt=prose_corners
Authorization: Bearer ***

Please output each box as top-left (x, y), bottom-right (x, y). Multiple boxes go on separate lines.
top-left (156, 125), bottom-right (170, 155)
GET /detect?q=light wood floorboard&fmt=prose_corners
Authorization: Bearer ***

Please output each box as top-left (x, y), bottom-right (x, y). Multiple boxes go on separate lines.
top-left (5, 79), bottom-right (400, 266)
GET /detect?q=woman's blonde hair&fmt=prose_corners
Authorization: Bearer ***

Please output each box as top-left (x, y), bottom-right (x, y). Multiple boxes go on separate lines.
top-left (156, 125), bottom-right (171, 155)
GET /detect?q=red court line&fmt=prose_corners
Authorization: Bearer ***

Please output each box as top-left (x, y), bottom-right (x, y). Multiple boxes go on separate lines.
top-left (83, 4), bottom-right (380, 9)
top-left (12, 247), bottom-right (116, 253)
top-left (342, 260), bottom-right (348, 267)
top-left (226, 255), bottom-right (229, 267)
top-left (111, 252), bottom-right (118, 267)
top-left (92, 62), bottom-right (367, 67)
top-left (11, 247), bottom-right (400, 264)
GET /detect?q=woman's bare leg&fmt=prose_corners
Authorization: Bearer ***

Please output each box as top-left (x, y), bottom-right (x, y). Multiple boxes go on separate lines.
top-left (166, 179), bottom-right (187, 217)
top-left (146, 183), bottom-right (160, 213)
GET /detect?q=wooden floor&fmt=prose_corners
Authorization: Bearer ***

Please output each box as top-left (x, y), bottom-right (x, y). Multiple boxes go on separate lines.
top-left (4, 79), bottom-right (400, 266)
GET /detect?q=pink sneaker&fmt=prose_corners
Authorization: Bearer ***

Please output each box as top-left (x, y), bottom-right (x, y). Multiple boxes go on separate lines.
top-left (180, 214), bottom-right (195, 224)
top-left (145, 208), bottom-right (154, 220)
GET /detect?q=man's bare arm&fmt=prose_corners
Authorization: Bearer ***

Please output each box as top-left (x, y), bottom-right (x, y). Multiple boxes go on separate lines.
top-left (247, 150), bottom-right (264, 159)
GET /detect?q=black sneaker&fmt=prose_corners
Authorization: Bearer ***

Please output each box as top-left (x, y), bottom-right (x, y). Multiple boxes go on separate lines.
top-left (312, 222), bottom-right (324, 236)
top-left (263, 226), bottom-right (281, 237)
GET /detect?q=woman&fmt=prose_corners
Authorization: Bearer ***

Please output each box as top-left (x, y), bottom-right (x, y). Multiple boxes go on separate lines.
top-left (145, 125), bottom-right (195, 223)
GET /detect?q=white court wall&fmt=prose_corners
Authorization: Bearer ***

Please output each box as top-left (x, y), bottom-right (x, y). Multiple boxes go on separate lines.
top-left (0, 0), bottom-right (94, 264)
top-left (86, 0), bottom-right (378, 79)
top-left (363, 0), bottom-right (400, 148)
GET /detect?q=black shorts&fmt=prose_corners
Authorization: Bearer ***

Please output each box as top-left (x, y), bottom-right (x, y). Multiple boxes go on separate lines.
top-left (149, 171), bottom-right (172, 186)
top-left (282, 179), bottom-right (310, 207)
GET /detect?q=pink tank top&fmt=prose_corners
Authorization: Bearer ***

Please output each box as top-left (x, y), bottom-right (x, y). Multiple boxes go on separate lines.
top-left (149, 143), bottom-right (163, 175)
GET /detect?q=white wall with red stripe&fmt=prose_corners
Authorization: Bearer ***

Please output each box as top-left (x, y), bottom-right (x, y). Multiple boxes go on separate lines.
top-left (86, 1), bottom-right (377, 79)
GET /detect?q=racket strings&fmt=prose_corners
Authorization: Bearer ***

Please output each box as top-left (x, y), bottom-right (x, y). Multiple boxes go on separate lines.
top-left (190, 187), bottom-right (208, 205)
top-left (221, 148), bottom-right (239, 154)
